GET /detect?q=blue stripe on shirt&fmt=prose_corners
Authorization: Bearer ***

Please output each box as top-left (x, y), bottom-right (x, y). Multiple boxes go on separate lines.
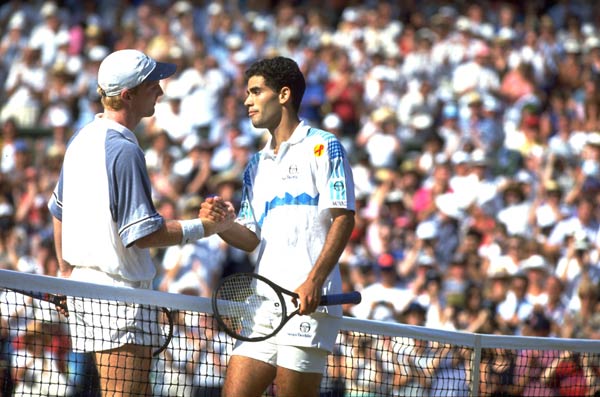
top-left (258, 192), bottom-right (319, 227)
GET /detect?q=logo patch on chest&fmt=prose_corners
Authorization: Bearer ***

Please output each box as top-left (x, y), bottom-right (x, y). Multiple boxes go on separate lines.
top-left (282, 164), bottom-right (299, 180)
top-left (313, 144), bottom-right (325, 157)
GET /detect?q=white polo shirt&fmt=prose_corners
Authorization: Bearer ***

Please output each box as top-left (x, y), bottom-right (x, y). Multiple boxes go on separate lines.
top-left (48, 116), bottom-right (163, 282)
top-left (237, 121), bottom-right (355, 348)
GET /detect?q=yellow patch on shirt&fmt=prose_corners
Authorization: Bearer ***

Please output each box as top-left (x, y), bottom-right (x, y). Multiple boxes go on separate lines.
top-left (313, 144), bottom-right (325, 157)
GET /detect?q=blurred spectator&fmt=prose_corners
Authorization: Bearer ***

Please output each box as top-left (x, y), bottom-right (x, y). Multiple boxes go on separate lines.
top-left (416, 269), bottom-right (454, 330)
top-left (563, 277), bottom-right (600, 339)
top-left (11, 319), bottom-right (71, 396)
top-left (28, 1), bottom-right (70, 69)
top-left (412, 162), bottom-right (452, 222)
top-left (324, 50), bottom-right (363, 138)
top-left (351, 253), bottom-right (411, 321)
top-left (454, 283), bottom-right (494, 334)
top-left (356, 107), bottom-right (402, 170)
top-left (543, 275), bottom-right (570, 337)
top-left (520, 254), bottom-right (551, 306)
top-left (432, 193), bottom-right (462, 270)
top-left (0, 44), bottom-right (46, 127)
top-left (545, 196), bottom-right (599, 259)
top-left (479, 346), bottom-right (520, 397)
top-left (541, 350), bottom-right (599, 396)
top-left (496, 272), bottom-right (534, 335)
top-left (515, 310), bottom-right (561, 396)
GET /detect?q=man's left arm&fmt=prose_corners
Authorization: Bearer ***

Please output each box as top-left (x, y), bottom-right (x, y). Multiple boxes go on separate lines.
top-left (295, 208), bottom-right (355, 315)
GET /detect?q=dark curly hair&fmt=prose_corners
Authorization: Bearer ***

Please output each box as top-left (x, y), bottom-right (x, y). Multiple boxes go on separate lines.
top-left (244, 56), bottom-right (306, 112)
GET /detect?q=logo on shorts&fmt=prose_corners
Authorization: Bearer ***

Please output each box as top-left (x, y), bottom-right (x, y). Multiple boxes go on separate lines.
top-left (313, 144), bottom-right (325, 157)
top-left (299, 322), bottom-right (311, 333)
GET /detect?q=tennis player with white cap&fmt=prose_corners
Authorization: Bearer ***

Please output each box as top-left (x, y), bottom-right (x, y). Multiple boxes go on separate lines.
top-left (48, 49), bottom-right (235, 396)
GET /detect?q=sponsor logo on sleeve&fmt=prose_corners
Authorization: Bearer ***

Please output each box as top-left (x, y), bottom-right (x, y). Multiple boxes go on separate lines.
top-left (313, 144), bottom-right (325, 157)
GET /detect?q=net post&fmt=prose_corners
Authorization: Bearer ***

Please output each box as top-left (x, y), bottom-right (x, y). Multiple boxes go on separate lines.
top-left (470, 333), bottom-right (482, 397)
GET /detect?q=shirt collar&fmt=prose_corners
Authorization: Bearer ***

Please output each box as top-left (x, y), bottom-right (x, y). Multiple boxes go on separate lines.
top-left (261, 120), bottom-right (309, 159)
top-left (94, 114), bottom-right (140, 145)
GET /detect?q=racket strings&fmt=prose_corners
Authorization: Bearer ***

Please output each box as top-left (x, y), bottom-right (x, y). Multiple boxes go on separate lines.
top-left (214, 275), bottom-right (283, 340)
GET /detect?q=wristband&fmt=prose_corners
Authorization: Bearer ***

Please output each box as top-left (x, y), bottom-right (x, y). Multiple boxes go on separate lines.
top-left (180, 219), bottom-right (205, 244)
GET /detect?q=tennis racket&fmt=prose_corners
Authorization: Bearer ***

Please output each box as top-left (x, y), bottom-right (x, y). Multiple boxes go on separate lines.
top-left (6, 288), bottom-right (173, 357)
top-left (212, 272), bottom-right (361, 342)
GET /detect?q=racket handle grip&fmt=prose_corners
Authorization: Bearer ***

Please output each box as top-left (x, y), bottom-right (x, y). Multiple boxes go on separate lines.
top-left (320, 291), bottom-right (362, 306)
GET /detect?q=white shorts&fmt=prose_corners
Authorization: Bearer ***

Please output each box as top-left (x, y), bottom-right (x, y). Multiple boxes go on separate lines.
top-left (67, 267), bottom-right (159, 352)
top-left (232, 339), bottom-right (329, 374)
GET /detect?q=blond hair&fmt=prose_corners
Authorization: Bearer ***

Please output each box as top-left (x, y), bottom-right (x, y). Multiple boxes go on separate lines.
top-left (97, 83), bottom-right (144, 111)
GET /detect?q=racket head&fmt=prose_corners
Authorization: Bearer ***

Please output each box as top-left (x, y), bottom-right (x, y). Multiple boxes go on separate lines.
top-left (212, 273), bottom-right (293, 342)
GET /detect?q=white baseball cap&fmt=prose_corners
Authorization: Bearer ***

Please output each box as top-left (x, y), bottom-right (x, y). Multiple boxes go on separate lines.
top-left (98, 49), bottom-right (176, 97)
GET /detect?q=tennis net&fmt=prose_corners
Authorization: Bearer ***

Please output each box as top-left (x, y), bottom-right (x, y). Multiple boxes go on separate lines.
top-left (1, 269), bottom-right (600, 396)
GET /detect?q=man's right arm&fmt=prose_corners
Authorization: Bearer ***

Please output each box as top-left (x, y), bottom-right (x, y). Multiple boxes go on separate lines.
top-left (135, 199), bottom-right (236, 249)
top-left (200, 197), bottom-right (260, 252)
top-left (217, 222), bottom-right (260, 253)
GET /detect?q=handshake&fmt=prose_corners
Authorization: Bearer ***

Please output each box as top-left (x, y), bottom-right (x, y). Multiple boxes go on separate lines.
top-left (198, 196), bottom-right (237, 236)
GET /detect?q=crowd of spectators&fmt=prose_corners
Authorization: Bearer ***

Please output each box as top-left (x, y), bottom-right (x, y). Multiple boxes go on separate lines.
top-left (1, 0), bottom-right (600, 348)
top-left (2, 0), bottom-right (600, 395)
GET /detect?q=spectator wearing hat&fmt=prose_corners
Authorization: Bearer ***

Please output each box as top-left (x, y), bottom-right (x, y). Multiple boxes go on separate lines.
top-left (168, 1), bottom-right (196, 55)
top-left (28, 1), bottom-right (70, 68)
top-left (497, 181), bottom-right (533, 237)
top-left (519, 254), bottom-right (550, 307)
top-left (298, 45), bottom-right (328, 127)
top-left (173, 134), bottom-right (214, 198)
top-left (514, 310), bottom-right (560, 396)
top-left (399, 219), bottom-right (438, 279)
top-left (350, 252), bottom-right (412, 322)
top-left (496, 271), bottom-right (534, 335)
top-left (0, 118), bottom-right (20, 175)
top-left (557, 38), bottom-right (584, 93)
top-left (479, 345), bottom-right (520, 397)
top-left (412, 162), bottom-right (452, 222)
top-left (484, 234), bottom-right (527, 280)
top-left (356, 106), bottom-right (402, 170)
top-left (148, 80), bottom-right (193, 145)
top-left (530, 179), bottom-right (570, 244)
top-left (454, 282), bottom-right (494, 334)
top-left (72, 45), bottom-right (108, 128)
top-left (427, 195), bottom-right (459, 270)
top-left (395, 300), bottom-right (452, 397)
top-left (563, 278), bottom-right (600, 340)
top-left (499, 61), bottom-right (537, 112)
top-left (416, 269), bottom-right (454, 330)
top-left (576, 132), bottom-right (600, 191)
top-left (543, 275), bottom-right (570, 337)
top-left (177, 54), bottom-right (228, 147)
top-left (438, 103), bottom-right (463, 157)
top-left (0, 44), bottom-right (46, 128)
top-left (395, 159), bottom-right (423, 212)
top-left (416, 133), bottom-right (445, 176)
top-left (451, 40), bottom-right (500, 99)
top-left (541, 350), bottom-right (599, 397)
top-left (544, 196), bottom-right (599, 259)
top-left (396, 75), bottom-right (438, 132)
top-left (463, 148), bottom-right (502, 212)
top-left (324, 50), bottom-right (363, 138)
top-left (322, 112), bottom-right (355, 157)
top-left (0, 11), bottom-right (29, 86)
top-left (554, 230), bottom-right (599, 301)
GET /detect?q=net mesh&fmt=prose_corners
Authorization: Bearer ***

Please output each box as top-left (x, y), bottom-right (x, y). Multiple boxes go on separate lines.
top-left (1, 269), bottom-right (600, 397)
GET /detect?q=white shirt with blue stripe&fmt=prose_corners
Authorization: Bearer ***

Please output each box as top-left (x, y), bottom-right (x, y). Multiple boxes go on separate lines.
top-left (237, 121), bottom-right (355, 349)
top-left (48, 115), bottom-right (164, 282)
